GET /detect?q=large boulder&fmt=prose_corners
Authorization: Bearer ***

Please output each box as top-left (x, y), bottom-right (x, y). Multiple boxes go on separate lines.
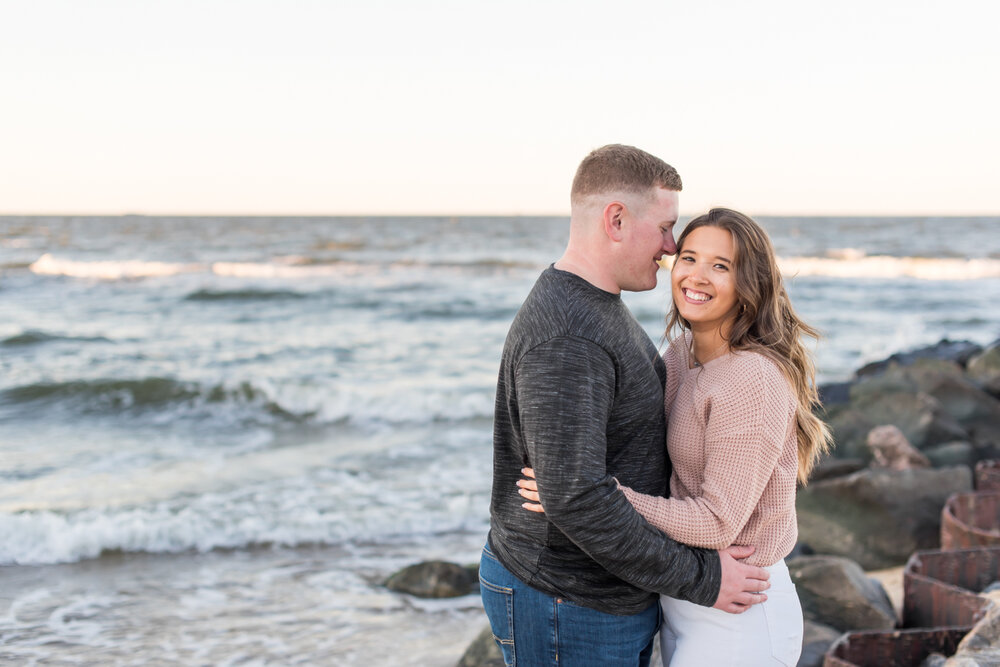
top-left (848, 378), bottom-right (969, 451)
top-left (944, 591), bottom-right (1000, 666)
top-left (967, 343), bottom-right (1000, 398)
top-left (384, 560), bottom-right (479, 598)
top-left (855, 339), bottom-right (983, 378)
top-left (796, 467), bottom-right (973, 569)
top-left (825, 405), bottom-right (881, 461)
top-left (904, 360), bottom-right (1000, 447)
top-left (924, 441), bottom-right (979, 468)
top-left (787, 555), bottom-right (897, 632)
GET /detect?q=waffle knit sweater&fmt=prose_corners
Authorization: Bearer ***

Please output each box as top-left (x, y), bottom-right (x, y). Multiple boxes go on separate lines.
top-left (621, 335), bottom-right (800, 567)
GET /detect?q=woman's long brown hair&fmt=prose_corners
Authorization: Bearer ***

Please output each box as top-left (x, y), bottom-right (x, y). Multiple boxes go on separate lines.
top-left (667, 208), bottom-right (832, 484)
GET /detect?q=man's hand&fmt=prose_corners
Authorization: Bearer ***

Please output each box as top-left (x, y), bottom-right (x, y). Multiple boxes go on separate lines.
top-left (713, 545), bottom-right (770, 614)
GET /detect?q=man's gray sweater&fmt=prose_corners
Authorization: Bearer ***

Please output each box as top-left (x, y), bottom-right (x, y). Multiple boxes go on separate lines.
top-left (488, 266), bottom-right (721, 614)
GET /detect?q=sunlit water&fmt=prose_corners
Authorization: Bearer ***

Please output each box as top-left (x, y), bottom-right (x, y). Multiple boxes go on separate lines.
top-left (1, 215), bottom-right (998, 664)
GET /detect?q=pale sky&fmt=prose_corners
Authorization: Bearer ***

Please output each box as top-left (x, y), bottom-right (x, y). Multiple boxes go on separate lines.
top-left (2, 0), bottom-right (998, 216)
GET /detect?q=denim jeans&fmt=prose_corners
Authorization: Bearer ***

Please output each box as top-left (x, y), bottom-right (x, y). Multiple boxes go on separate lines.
top-left (479, 543), bottom-right (660, 666)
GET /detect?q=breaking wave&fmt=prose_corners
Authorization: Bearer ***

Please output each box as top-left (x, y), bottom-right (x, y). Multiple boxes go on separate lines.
top-left (0, 376), bottom-right (494, 427)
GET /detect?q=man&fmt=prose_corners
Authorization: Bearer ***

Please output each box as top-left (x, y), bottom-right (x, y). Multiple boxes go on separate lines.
top-left (480, 145), bottom-right (770, 665)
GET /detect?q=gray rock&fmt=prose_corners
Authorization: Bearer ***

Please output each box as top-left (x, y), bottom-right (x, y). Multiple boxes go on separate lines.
top-left (384, 560), bottom-right (479, 598)
top-left (798, 620), bottom-right (842, 667)
top-left (457, 625), bottom-right (505, 667)
top-left (925, 441), bottom-right (979, 468)
top-left (968, 344), bottom-right (1000, 398)
top-left (787, 555), bottom-right (897, 632)
top-left (957, 599), bottom-right (1000, 653)
top-left (819, 381), bottom-right (853, 408)
top-left (848, 382), bottom-right (969, 451)
top-left (855, 340), bottom-right (983, 377)
top-left (922, 653), bottom-right (949, 667)
top-left (906, 362), bottom-right (1000, 447)
top-left (808, 456), bottom-right (867, 482)
top-left (947, 598), bottom-right (1000, 666)
top-left (796, 467), bottom-right (973, 569)
top-left (826, 406), bottom-right (879, 461)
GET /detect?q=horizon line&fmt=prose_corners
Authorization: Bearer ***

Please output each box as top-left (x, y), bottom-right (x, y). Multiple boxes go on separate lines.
top-left (3, 210), bottom-right (1000, 219)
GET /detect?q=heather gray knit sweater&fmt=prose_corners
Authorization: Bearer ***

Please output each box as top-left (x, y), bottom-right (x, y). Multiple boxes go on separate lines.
top-left (487, 266), bottom-right (721, 615)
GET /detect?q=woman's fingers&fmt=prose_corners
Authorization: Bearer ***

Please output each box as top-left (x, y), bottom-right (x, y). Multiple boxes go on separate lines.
top-left (517, 486), bottom-right (540, 502)
top-left (517, 468), bottom-right (545, 512)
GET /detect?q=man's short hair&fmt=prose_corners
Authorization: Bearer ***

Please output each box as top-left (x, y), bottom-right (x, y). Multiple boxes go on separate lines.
top-left (570, 144), bottom-right (682, 206)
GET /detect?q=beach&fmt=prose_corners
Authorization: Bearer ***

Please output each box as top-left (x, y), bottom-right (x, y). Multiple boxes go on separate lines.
top-left (1, 215), bottom-right (998, 665)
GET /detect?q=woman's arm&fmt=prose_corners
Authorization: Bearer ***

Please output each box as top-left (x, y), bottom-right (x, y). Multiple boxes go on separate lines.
top-left (621, 357), bottom-right (794, 549)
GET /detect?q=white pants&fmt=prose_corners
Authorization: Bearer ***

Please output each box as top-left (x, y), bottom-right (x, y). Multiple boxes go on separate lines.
top-left (659, 559), bottom-right (803, 666)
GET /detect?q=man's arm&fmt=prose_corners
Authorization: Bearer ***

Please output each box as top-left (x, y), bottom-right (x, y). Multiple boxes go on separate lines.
top-left (518, 470), bottom-right (771, 612)
top-left (516, 337), bottom-right (724, 606)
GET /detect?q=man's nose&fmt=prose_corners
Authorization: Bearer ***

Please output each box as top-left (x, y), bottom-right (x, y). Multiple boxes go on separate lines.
top-left (663, 235), bottom-right (677, 255)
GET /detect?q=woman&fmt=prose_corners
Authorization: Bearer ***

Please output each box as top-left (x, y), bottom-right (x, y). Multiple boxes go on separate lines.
top-left (518, 208), bottom-right (831, 666)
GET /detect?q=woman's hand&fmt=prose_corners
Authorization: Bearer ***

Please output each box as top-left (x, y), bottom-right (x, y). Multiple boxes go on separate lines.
top-left (517, 467), bottom-right (545, 513)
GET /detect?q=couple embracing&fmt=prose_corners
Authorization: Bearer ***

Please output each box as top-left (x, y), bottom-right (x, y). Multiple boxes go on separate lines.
top-left (481, 144), bottom-right (831, 666)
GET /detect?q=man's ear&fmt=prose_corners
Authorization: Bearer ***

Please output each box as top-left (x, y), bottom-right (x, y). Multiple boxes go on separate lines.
top-left (602, 201), bottom-right (626, 241)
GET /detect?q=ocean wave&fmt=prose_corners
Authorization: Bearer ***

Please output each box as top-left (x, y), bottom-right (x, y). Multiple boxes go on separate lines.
top-left (778, 255), bottom-right (1000, 280)
top-left (0, 378), bottom-right (305, 423)
top-left (29, 254), bottom-right (204, 279)
top-left (25, 254), bottom-right (541, 282)
top-left (0, 469), bottom-right (488, 565)
top-left (0, 376), bottom-right (495, 427)
top-left (184, 288), bottom-right (308, 302)
top-left (1, 330), bottom-right (111, 346)
top-left (210, 261), bottom-right (372, 278)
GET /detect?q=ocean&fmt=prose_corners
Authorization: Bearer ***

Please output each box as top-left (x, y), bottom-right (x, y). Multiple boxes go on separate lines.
top-left (1, 215), bottom-right (998, 665)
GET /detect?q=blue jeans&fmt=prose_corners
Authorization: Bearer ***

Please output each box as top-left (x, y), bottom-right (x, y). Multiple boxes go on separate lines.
top-left (479, 543), bottom-right (661, 666)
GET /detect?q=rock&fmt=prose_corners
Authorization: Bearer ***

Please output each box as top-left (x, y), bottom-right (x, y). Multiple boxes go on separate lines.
top-left (457, 625), bottom-right (505, 667)
top-left (819, 381), bottom-right (853, 408)
top-left (944, 654), bottom-right (1000, 666)
top-left (946, 594), bottom-right (1000, 666)
top-left (384, 561), bottom-right (479, 598)
top-left (796, 467), bottom-right (973, 569)
top-left (925, 441), bottom-right (979, 468)
top-left (848, 382), bottom-right (969, 451)
top-left (787, 555), bottom-right (897, 632)
top-left (826, 406), bottom-right (879, 461)
top-left (905, 361), bottom-right (1000, 447)
top-left (798, 620), bottom-right (843, 667)
top-left (849, 360), bottom-right (1000, 451)
top-left (855, 339), bottom-right (983, 378)
top-left (808, 456), bottom-right (867, 482)
top-left (922, 653), bottom-right (948, 667)
top-left (867, 424), bottom-right (931, 470)
top-left (968, 343), bottom-right (1000, 398)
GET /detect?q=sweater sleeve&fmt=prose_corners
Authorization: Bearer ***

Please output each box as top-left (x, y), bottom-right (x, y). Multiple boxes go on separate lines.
top-left (517, 336), bottom-right (722, 606)
top-left (621, 356), bottom-right (793, 550)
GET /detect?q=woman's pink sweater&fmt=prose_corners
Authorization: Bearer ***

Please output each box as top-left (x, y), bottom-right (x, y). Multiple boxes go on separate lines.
top-left (621, 336), bottom-right (800, 567)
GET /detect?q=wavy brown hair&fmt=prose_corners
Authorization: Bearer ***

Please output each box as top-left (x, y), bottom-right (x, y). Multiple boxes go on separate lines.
top-left (667, 208), bottom-right (831, 484)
